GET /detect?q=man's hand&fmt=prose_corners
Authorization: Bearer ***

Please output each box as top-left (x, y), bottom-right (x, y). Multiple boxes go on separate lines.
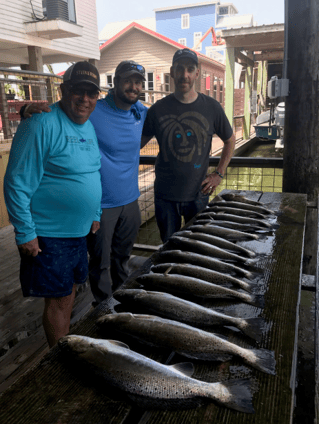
top-left (18, 237), bottom-right (42, 257)
top-left (201, 172), bottom-right (223, 196)
top-left (90, 221), bottom-right (100, 234)
top-left (24, 103), bottom-right (51, 118)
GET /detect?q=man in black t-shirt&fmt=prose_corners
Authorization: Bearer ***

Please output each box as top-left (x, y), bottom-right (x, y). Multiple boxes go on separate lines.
top-left (141, 48), bottom-right (236, 242)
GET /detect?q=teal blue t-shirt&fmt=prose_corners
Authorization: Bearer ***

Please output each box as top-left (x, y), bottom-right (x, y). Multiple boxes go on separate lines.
top-left (4, 102), bottom-right (102, 245)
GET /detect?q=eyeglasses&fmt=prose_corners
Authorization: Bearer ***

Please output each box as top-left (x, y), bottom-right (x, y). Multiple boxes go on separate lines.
top-left (69, 87), bottom-right (100, 99)
top-left (117, 63), bottom-right (145, 76)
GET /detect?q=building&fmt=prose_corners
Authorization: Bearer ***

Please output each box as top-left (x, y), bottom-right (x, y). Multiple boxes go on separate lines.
top-left (98, 22), bottom-right (226, 106)
top-left (0, 0), bottom-right (100, 72)
top-left (155, 1), bottom-right (254, 62)
top-left (99, 17), bottom-right (156, 45)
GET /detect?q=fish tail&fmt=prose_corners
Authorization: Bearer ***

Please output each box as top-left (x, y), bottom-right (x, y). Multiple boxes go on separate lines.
top-left (240, 317), bottom-right (265, 341)
top-left (250, 294), bottom-right (265, 309)
top-left (249, 348), bottom-right (276, 375)
top-left (210, 379), bottom-right (255, 413)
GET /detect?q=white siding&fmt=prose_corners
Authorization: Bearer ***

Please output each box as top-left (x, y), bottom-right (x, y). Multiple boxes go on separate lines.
top-left (0, 0), bottom-right (100, 64)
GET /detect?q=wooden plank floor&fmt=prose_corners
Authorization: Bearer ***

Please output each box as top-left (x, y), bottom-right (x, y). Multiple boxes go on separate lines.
top-left (0, 190), bottom-right (308, 423)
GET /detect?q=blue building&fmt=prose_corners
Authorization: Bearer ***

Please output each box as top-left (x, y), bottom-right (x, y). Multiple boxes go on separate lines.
top-left (155, 2), bottom-right (253, 61)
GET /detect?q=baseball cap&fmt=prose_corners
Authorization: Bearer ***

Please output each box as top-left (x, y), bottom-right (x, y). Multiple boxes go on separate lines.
top-left (63, 61), bottom-right (100, 90)
top-left (115, 61), bottom-right (146, 80)
top-left (172, 48), bottom-right (198, 65)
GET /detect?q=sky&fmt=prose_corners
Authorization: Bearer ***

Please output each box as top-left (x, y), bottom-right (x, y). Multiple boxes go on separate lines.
top-left (95, 0), bottom-right (285, 33)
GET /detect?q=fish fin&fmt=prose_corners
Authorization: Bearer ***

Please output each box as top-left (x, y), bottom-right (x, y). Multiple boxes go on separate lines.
top-left (169, 362), bottom-right (194, 377)
top-left (241, 317), bottom-right (266, 342)
top-left (249, 348), bottom-right (276, 375)
top-left (107, 340), bottom-right (131, 349)
top-left (211, 379), bottom-right (255, 413)
top-left (250, 294), bottom-right (265, 309)
top-left (164, 266), bottom-right (173, 275)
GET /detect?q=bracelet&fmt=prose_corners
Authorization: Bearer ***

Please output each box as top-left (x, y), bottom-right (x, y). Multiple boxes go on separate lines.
top-left (213, 170), bottom-right (224, 179)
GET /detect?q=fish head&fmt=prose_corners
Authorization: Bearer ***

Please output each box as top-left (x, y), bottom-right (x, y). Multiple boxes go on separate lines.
top-left (96, 312), bottom-right (135, 326)
top-left (113, 288), bottom-right (147, 302)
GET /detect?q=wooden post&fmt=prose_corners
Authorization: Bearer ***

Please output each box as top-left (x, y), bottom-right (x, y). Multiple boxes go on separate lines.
top-left (0, 81), bottom-right (11, 141)
top-left (243, 65), bottom-right (252, 139)
top-left (262, 61), bottom-right (268, 106)
top-left (283, 0), bottom-right (319, 276)
top-left (225, 46), bottom-right (235, 127)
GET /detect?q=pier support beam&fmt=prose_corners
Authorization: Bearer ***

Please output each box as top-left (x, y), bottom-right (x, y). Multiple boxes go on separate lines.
top-left (225, 46), bottom-right (235, 128)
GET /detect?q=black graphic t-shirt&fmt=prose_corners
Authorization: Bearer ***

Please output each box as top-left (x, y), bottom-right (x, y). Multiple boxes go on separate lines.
top-left (142, 93), bottom-right (233, 201)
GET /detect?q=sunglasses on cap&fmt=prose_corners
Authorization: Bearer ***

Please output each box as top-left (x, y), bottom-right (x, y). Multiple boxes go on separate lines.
top-left (69, 86), bottom-right (100, 99)
top-left (117, 63), bottom-right (145, 76)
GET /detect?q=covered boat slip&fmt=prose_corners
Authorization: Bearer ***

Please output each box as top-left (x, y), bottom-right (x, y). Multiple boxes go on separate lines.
top-left (0, 190), bottom-right (307, 423)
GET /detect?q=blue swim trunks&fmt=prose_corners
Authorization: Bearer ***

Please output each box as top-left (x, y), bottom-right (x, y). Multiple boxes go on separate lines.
top-left (19, 236), bottom-right (88, 298)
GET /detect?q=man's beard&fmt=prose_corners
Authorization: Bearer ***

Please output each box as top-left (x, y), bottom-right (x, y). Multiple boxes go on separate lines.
top-left (116, 88), bottom-right (140, 105)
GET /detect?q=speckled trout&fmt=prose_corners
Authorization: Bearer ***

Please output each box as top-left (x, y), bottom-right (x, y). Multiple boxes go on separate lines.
top-left (59, 335), bottom-right (254, 412)
top-left (168, 235), bottom-right (255, 264)
top-left (186, 224), bottom-right (259, 241)
top-left (151, 250), bottom-right (254, 279)
top-left (151, 263), bottom-right (253, 293)
top-left (135, 273), bottom-right (264, 308)
top-left (175, 230), bottom-right (256, 258)
top-left (193, 218), bottom-right (264, 232)
top-left (209, 200), bottom-right (274, 215)
top-left (196, 211), bottom-right (272, 228)
top-left (204, 206), bottom-right (266, 219)
top-left (113, 289), bottom-right (266, 341)
top-left (220, 193), bottom-right (267, 207)
top-left (97, 313), bottom-right (276, 375)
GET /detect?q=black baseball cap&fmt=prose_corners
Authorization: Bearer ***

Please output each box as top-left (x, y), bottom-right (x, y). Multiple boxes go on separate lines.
top-left (115, 61), bottom-right (146, 80)
top-left (172, 48), bottom-right (198, 65)
top-left (63, 61), bottom-right (100, 90)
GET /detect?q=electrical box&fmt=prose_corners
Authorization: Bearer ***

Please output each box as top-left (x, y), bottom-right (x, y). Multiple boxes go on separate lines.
top-left (268, 76), bottom-right (289, 99)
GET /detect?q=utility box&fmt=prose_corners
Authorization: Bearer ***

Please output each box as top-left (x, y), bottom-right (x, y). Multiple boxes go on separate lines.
top-left (46, 0), bottom-right (69, 21)
top-left (268, 77), bottom-right (289, 99)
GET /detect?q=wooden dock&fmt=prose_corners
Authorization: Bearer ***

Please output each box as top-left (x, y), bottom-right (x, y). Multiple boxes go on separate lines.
top-left (0, 190), bottom-right (310, 423)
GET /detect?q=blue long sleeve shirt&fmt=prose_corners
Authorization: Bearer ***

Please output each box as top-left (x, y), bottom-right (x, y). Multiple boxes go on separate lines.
top-left (4, 102), bottom-right (102, 245)
top-left (89, 92), bottom-right (148, 208)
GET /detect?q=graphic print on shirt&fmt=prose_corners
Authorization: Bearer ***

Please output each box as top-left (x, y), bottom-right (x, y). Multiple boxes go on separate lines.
top-left (158, 111), bottom-right (210, 163)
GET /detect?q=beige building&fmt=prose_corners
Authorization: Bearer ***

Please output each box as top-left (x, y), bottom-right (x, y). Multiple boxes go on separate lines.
top-left (99, 22), bottom-right (226, 106)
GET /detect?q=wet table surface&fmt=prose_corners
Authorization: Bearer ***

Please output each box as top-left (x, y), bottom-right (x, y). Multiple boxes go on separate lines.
top-left (0, 190), bottom-right (307, 424)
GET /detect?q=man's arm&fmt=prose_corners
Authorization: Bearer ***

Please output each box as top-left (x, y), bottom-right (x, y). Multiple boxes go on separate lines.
top-left (4, 119), bottom-right (48, 251)
top-left (201, 132), bottom-right (236, 195)
top-left (20, 103), bottom-right (51, 119)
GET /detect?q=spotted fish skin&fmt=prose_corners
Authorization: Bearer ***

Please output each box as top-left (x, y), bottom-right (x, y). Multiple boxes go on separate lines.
top-left (175, 230), bottom-right (256, 258)
top-left (152, 250), bottom-right (254, 279)
top-left (151, 263), bottom-right (253, 293)
top-left (186, 224), bottom-right (259, 241)
top-left (205, 205), bottom-right (266, 219)
top-left (97, 313), bottom-right (276, 375)
top-left (59, 335), bottom-right (254, 413)
top-left (220, 193), bottom-right (266, 207)
top-left (151, 250), bottom-right (254, 279)
top-left (209, 200), bottom-right (274, 215)
top-left (113, 289), bottom-right (265, 342)
top-left (135, 273), bottom-right (264, 308)
top-left (196, 211), bottom-right (271, 228)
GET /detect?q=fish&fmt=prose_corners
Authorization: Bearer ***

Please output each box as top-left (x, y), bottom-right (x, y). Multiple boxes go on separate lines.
top-left (209, 200), bottom-right (274, 215)
top-left (113, 289), bottom-right (266, 341)
top-left (220, 193), bottom-right (265, 206)
top-left (59, 334), bottom-right (254, 413)
top-left (196, 211), bottom-right (272, 228)
top-left (97, 313), bottom-right (276, 375)
top-left (193, 219), bottom-right (265, 232)
top-left (151, 250), bottom-right (255, 279)
top-left (135, 272), bottom-right (264, 308)
top-left (186, 224), bottom-right (260, 241)
top-left (168, 235), bottom-right (255, 264)
top-left (151, 263), bottom-right (253, 293)
top-left (175, 230), bottom-right (256, 258)
top-left (204, 205), bottom-right (267, 219)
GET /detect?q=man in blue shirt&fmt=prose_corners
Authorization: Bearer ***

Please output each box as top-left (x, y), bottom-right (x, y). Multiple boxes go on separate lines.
top-left (4, 62), bottom-right (102, 346)
top-left (20, 61), bottom-right (148, 307)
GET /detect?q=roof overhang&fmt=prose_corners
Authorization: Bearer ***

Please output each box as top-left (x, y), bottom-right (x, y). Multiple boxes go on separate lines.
top-left (24, 19), bottom-right (83, 40)
top-left (221, 23), bottom-right (285, 64)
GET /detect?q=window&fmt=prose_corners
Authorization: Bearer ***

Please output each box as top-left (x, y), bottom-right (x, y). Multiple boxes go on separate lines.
top-left (213, 76), bottom-right (218, 99)
top-left (219, 79), bottom-right (224, 103)
top-left (140, 72), bottom-right (154, 102)
top-left (181, 14), bottom-right (189, 29)
top-left (219, 6), bottom-right (229, 15)
top-left (106, 74), bottom-right (113, 88)
top-left (178, 38), bottom-right (187, 46)
top-left (164, 74), bottom-right (170, 92)
top-left (193, 32), bottom-right (202, 51)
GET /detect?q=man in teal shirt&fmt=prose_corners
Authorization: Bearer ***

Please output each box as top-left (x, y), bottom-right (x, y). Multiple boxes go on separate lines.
top-left (4, 61), bottom-right (102, 347)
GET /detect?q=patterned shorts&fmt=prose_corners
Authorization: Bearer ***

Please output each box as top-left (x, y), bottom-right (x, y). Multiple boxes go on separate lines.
top-left (19, 236), bottom-right (88, 298)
